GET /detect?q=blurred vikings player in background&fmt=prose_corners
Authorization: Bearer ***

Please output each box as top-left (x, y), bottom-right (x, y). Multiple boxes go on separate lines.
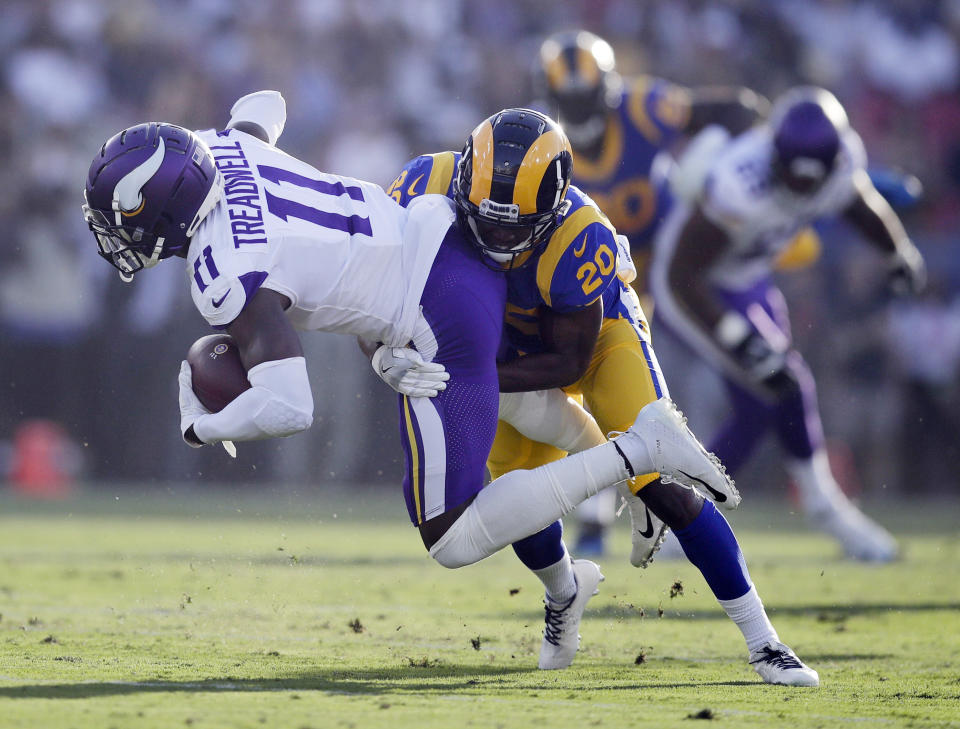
top-left (533, 30), bottom-right (770, 554)
top-left (383, 107), bottom-right (819, 686)
top-left (83, 94), bottom-right (797, 680)
top-left (651, 87), bottom-right (926, 562)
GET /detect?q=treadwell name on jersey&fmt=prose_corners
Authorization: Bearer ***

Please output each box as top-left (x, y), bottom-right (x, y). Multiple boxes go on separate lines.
top-left (208, 139), bottom-right (268, 248)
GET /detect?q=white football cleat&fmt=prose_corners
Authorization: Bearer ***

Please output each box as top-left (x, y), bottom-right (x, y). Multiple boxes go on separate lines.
top-left (538, 559), bottom-right (604, 670)
top-left (816, 502), bottom-right (898, 563)
top-left (617, 483), bottom-right (669, 567)
top-left (749, 641), bottom-right (820, 687)
top-left (615, 398), bottom-right (741, 510)
top-left (650, 528), bottom-right (686, 561)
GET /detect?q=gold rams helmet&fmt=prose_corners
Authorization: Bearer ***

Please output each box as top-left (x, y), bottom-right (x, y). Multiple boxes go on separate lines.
top-left (453, 108), bottom-right (573, 269)
top-left (537, 30), bottom-right (622, 150)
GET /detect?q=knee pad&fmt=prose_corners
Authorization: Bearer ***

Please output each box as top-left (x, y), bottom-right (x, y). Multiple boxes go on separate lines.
top-left (427, 506), bottom-right (491, 569)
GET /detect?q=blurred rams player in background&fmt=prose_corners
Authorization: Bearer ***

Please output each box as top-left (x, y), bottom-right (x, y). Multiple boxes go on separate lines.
top-left (533, 30), bottom-right (768, 553)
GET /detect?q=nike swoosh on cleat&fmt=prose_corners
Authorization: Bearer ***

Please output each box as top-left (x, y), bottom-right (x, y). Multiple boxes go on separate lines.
top-left (212, 289), bottom-right (231, 308)
top-left (637, 508), bottom-right (656, 539)
top-left (678, 469), bottom-right (727, 502)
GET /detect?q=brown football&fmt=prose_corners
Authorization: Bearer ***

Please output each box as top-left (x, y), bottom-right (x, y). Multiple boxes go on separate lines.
top-left (186, 334), bottom-right (251, 412)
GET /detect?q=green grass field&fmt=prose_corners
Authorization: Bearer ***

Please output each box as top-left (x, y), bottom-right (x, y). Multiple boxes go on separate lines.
top-left (1, 486), bottom-right (958, 729)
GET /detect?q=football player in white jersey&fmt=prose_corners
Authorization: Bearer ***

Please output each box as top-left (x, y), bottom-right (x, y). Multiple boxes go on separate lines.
top-left (81, 92), bottom-right (817, 685)
top-left (651, 87), bottom-right (926, 562)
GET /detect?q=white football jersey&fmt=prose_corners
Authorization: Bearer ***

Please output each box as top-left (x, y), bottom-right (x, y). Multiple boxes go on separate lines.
top-left (187, 129), bottom-right (452, 346)
top-left (699, 125), bottom-right (867, 289)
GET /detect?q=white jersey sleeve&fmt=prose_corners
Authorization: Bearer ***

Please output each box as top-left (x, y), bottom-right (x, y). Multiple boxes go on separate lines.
top-left (183, 128), bottom-right (446, 345)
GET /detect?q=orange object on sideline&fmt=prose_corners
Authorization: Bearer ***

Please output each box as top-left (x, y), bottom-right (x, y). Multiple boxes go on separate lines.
top-left (9, 420), bottom-right (76, 498)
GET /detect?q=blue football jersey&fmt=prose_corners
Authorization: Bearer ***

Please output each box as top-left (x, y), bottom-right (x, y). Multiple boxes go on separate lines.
top-left (388, 152), bottom-right (647, 359)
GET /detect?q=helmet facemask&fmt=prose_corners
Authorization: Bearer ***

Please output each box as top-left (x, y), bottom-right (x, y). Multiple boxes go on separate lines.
top-left (83, 123), bottom-right (223, 282)
top-left (456, 196), bottom-right (567, 270)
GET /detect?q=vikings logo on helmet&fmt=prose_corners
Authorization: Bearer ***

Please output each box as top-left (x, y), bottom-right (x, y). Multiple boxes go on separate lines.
top-left (83, 123), bottom-right (223, 281)
top-left (453, 108), bottom-right (573, 270)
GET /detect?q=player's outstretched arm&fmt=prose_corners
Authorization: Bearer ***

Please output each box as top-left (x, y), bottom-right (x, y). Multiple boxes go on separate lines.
top-left (182, 289), bottom-right (314, 446)
top-left (667, 208), bottom-right (731, 333)
top-left (669, 210), bottom-right (789, 393)
top-left (842, 172), bottom-right (926, 295)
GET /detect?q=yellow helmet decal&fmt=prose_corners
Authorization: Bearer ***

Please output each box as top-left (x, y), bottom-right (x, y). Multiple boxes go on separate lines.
top-left (576, 46), bottom-right (600, 85)
top-left (513, 129), bottom-right (570, 214)
top-left (468, 120), bottom-right (495, 207)
top-left (541, 39), bottom-right (569, 90)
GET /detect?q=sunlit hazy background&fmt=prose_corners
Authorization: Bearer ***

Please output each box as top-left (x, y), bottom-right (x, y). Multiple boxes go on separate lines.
top-left (1, 0), bottom-right (958, 502)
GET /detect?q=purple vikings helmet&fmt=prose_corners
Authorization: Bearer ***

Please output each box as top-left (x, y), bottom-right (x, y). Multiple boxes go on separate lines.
top-left (769, 87), bottom-right (849, 194)
top-left (83, 123), bottom-right (223, 281)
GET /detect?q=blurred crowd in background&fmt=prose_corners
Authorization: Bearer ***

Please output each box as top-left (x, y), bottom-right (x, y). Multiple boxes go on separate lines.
top-left (1, 0), bottom-right (959, 497)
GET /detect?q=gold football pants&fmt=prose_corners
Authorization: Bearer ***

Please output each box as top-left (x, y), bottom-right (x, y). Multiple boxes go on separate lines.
top-left (488, 316), bottom-right (668, 495)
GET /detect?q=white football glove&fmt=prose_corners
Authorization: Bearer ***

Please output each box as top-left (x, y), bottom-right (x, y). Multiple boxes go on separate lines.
top-left (714, 312), bottom-right (794, 396)
top-left (371, 345), bottom-right (449, 398)
top-left (615, 234), bottom-right (637, 284)
top-left (178, 361), bottom-right (236, 457)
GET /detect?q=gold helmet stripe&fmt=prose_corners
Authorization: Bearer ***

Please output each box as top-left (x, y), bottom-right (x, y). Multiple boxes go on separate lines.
top-left (513, 129), bottom-right (569, 214)
top-left (468, 120), bottom-right (495, 207)
top-left (541, 42), bottom-right (569, 89)
top-left (576, 46), bottom-right (600, 85)
top-left (425, 151), bottom-right (456, 195)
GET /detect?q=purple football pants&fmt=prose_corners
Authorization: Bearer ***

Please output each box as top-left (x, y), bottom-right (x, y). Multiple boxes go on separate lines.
top-left (707, 278), bottom-right (825, 476)
top-left (398, 228), bottom-right (506, 525)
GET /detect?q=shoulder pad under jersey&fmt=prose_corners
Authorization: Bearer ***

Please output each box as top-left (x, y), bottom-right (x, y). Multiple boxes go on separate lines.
top-left (387, 152), bottom-right (458, 207)
top-left (536, 190), bottom-right (620, 311)
top-left (625, 76), bottom-right (692, 146)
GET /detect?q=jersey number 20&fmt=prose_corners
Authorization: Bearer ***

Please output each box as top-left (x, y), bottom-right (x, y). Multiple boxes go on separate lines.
top-left (576, 243), bottom-right (616, 296)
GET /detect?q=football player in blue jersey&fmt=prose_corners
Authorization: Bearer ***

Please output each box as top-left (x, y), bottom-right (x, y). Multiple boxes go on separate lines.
top-left (382, 107), bottom-right (819, 686)
top-left (650, 87), bottom-right (926, 562)
top-left (535, 30), bottom-right (770, 553)
top-left (84, 94), bottom-right (762, 677)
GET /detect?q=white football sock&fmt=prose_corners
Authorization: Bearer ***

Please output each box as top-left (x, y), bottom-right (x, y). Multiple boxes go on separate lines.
top-left (430, 441), bottom-right (632, 568)
top-left (717, 585), bottom-right (779, 653)
top-left (787, 450), bottom-right (849, 517)
top-left (535, 554), bottom-right (577, 604)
